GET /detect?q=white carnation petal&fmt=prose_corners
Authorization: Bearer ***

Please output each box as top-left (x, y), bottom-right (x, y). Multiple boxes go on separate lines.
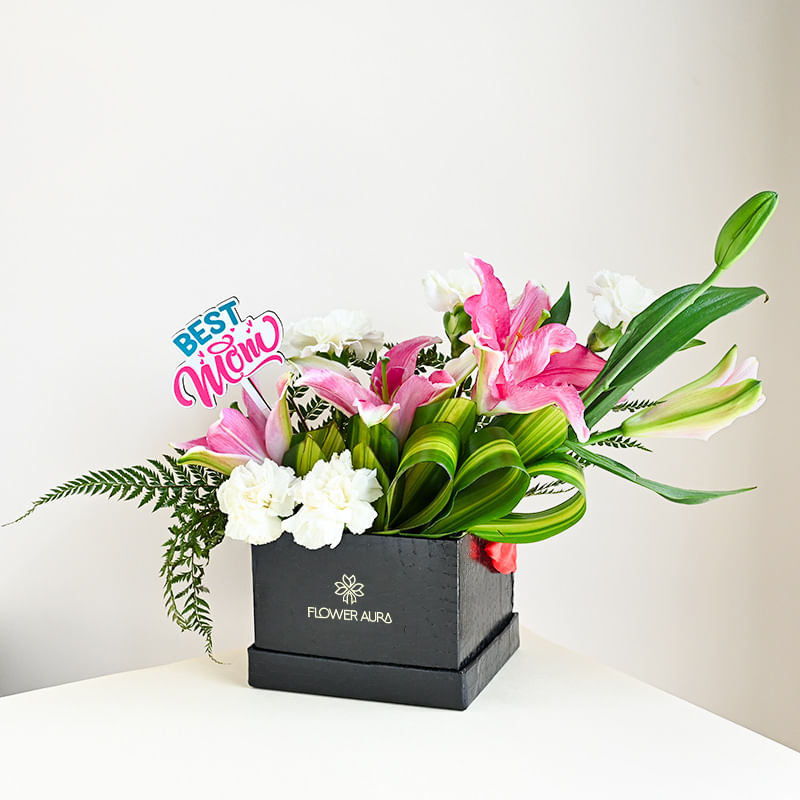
top-left (345, 501), bottom-right (378, 534)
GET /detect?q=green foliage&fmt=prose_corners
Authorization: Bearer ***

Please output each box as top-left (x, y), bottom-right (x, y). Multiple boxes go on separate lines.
top-left (592, 435), bottom-right (651, 452)
top-left (490, 405), bottom-right (568, 465)
top-left (468, 453), bottom-right (587, 543)
top-left (8, 457), bottom-right (227, 657)
top-left (348, 416), bottom-right (399, 477)
top-left (410, 397), bottom-right (477, 444)
top-left (547, 283), bottom-right (571, 325)
top-left (285, 381), bottom-right (335, 431)
top-left (526, 478), bottom-right (572, 496)
top-left (308, 422), bottom-right (346, 459)
top-left (421, 427), bottom-right (529, 537)
top-left (612, 399), bottom-right (660, 413)
top-left (569, 441), bottom-right (754, 504)
top-left (386, 422), bottom-right (461, 529)
top-left (414, 344), bottom-right (447, 372)
top-left (583, 284), bottom-right (767, 428)
top-left (283, 437), bottom-right (326, 477)
top-left (580, 192), bottom-right (775, 430)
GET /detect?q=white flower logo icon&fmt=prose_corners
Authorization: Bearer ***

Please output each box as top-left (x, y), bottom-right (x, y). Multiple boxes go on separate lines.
top-left (334, 574), bottom-right (365, 605)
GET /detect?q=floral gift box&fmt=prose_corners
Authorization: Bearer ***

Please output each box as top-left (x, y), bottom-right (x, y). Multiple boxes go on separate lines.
top-left (10, 192), bottom-right (776, 709)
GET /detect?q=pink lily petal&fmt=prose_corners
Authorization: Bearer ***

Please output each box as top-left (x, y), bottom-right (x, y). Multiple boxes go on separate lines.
top-left (207, 407), bottom-right (268, 461)
top-left (444, 348), bottom-right (477, 383)
top-left (171, 435), bottom-right (209, 452)
top-left (464, 255), bottom-right (511, 351)
top-left (427, 369), bottom-right (455, 385)
top-left (508, 281), bottom-right (551, 342)
top-left (298, 368), bottom-right (383, 417)
top-left (176, 446), bottom-right (251, 475)
top-left (354, 399), bottom-right (399, 426)
top-left (290, 355), bottom-right (359, 379)
top-left (370, 335), bottom-right (440, 398)
top-left (467, 340), bottom-right (509, 414)
top-left (386, 372), bottom-right (455, 442)
top-left (492, 383), bottom-right (590, 442)
top-left (265, 373), bottom-right (292, 464)
top-left (242, 380), bottom-right (269, 435)
top-left (538, 345), bottom-right (606, 392)
top-left (509, 324), bottom-right (577, 380)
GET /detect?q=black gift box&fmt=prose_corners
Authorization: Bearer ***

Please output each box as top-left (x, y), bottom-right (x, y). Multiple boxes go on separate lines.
top-left (247, 532), bottom-right (519, 709)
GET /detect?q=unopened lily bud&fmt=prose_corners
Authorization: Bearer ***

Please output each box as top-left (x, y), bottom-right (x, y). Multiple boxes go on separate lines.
top-left (621, 346), bottom-right (764, 440)
top-left (444, 306), bottom-right (472, 357)
top-left (587, 321), bottom-right (622, 353)
top-left (714, 191), bottom-right (778, 271)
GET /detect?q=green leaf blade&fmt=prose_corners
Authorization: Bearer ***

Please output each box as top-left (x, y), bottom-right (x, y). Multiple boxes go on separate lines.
top-left (468, 454), bottom-right (587, 543)
top-left (584, 284), bottom-right (766, 428)
top-left (547, 282), bottom-right (571, 325)
top-left (570, 441), bottom-right (754, 504)
top-left (386, 422), bottom-right (461, 529)
top-left (490, 405), bottom-right (568, 465)
top-left (421, 427), bottom-right (530, 537)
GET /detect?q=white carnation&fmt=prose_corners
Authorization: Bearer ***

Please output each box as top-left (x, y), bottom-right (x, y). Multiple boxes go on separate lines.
top-left (282, 450), bottom-right (383, 550)
top-left (587, 270), bottom-right (657, 328)
top-left (422, 268), bottom-right (481, 312)
top-left (217, 459), bottom-right (297, 545)
top-left (283, 309), bottom-right (383, 359)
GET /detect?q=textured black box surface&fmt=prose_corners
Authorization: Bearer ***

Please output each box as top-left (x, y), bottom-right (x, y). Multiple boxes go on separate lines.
top-left (251, 533), bottom-right (514, 670)
top-left (248, 614), bottom-right (519, 710)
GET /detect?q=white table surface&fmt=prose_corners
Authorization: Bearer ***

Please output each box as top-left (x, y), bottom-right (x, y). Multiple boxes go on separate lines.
top-left (1, 628), bottom-right (798, 799)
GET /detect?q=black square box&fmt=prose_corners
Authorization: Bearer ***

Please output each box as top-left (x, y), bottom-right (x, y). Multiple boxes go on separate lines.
top-left (247, 532), bottom-right (519, 709)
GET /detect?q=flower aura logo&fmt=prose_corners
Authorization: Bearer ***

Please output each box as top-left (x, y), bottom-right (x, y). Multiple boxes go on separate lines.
top-left (334, 574), bottom-right (365, 605)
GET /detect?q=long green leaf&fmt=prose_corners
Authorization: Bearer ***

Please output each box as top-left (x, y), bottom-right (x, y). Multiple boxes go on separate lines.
top-left (283, 437), bottom-right (326, 477)
top-left (421, 427), bottom-right (529, 537)
top-left (351, 442), bottom-right (389, 529)
top-left (347, 416), bottom-right (399, 478)
top-left (308, 422), bottom-right (346, 459)
top-left (386, 422), bottom-right (460, 529)
top-left (410, 396), bottom-right (477, 443)
top-left (570, 441), bottom-right (753, 504)
top-left (468, 453), bottom-right (586, 543)
top-left (490, 405), bottom-right (568, 465)
top-left (584, 284), bottom-right (766, 427)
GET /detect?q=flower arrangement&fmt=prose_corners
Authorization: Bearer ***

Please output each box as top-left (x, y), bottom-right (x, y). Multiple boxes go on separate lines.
top-left (10, 191), bottom-right (777, 659)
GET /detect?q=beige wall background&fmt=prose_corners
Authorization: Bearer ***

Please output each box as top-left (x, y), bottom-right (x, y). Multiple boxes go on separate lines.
top-left (2, 1), bottom-right (798, 749)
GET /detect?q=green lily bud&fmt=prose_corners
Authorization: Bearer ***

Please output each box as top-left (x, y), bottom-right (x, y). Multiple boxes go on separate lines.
top-left (587, 321), bottom-right (623, 353)
top-left (714, 191), bottom-right (778, 271)
top-left (443, 306), bottom-right (472, 358)
top-left (621, 346), bottom-right (764, 441)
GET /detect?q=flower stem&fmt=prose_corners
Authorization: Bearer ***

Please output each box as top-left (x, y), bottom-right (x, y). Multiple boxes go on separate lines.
top-left (585, 427), bottom-right (623, 445)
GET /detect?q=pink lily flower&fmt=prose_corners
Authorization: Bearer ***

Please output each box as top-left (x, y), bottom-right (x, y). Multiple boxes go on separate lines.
top-left (462, 255), bottom-right (605, 442)
top-left (296, 336), bottom-right (455, 442)
top-left (173, 375), bottom-right (292, 474)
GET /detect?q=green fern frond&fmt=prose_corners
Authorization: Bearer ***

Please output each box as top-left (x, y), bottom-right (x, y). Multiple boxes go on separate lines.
top-left (349, 349), bottom-right (382, 371)
top-left (593, 435), bottom-right (652, 452)
top-left (8, 457), bottom-right (229, 658)
top-left (526, 479), bottom-right (573, 496)
top-left (414, 345), bottom-right (447, 372)
top-left (612, 399), bottom-right (660, 413)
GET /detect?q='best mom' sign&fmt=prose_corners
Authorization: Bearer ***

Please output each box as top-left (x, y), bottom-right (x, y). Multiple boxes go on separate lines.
top-left (172, 297), bottom-right (284, 408)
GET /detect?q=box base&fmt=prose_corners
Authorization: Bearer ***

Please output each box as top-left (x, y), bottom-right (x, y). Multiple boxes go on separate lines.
top-left (248, 613), bottom-right (519, 710)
